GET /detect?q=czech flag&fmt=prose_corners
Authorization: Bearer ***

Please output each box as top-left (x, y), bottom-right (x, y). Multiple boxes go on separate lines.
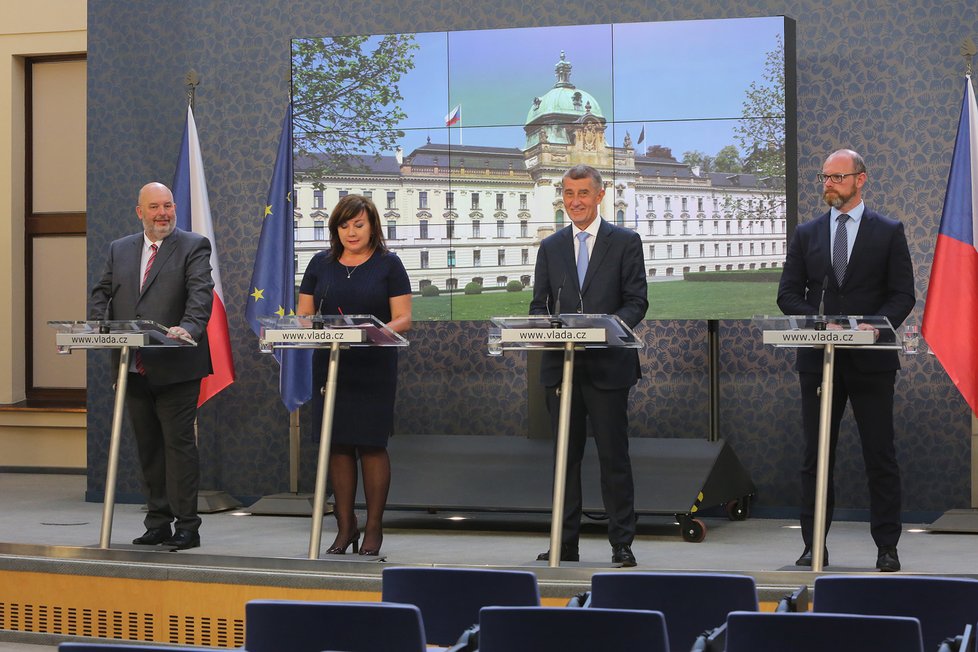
top-left (922, 76), bottom-right (978, 415)
top-left (172, 105), bottom-right (236, 406)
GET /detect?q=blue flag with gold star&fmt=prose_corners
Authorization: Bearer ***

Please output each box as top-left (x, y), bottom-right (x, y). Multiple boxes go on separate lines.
top-left (245, 104), bottom-right (312, 411)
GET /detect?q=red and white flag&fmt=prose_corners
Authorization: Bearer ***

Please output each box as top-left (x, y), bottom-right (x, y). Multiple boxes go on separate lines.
top-left (445, 104), bottom-right (461, 127)
top-left (922, 76), bottom-right (978, 415)
top-left (173, 105), bottom-right (235, 406)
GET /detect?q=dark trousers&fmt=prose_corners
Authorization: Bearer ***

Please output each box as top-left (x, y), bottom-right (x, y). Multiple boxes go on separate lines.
top-left (125, 374), bottom-right (202, 532)
top-left (546, 369), bottom-right (636, 546)
top-left (799, 356), bottom-right (901, 549)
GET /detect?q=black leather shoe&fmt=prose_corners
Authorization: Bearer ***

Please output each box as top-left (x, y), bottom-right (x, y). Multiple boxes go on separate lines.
top-left (795, 546), bottom-right (828, 567)
top-left (876, 546), bottom-right (901, 572)
top-left (132, 526), bottom-right (172, 545)
top-left (536, 544), bottom-right (579, 562)
top-left (163, 529), bottom-right (200, 550)
top-left (611, 543), bottom-right (637, 567)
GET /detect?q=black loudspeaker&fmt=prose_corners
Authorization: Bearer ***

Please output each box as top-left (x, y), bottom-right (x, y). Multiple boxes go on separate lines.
top-left (379, 435), bottom-right (755, 542)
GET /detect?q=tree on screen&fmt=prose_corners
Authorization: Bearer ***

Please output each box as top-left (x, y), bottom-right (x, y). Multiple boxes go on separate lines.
top-left (713, 145), bottom-right (744, 173)
top-left (735, 33), bottom-right (785, 180)
top-left (682, 150), bottom-right (715, 174)
top-left (292, 35), bottom-right (418, 179)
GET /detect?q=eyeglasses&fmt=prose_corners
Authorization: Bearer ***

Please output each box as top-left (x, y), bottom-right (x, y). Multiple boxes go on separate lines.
top-left (817, 172), bottom-right (861, 184)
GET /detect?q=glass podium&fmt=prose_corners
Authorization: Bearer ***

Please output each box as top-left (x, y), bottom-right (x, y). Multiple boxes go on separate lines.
top-left (754, 315), bottom-right (901, 572)
top-left (257, 314), bottom-right (408, 560)
top-left (48, 320), bottom-right (197, 549)
top-left (490, 313), bottom-right (642, 568)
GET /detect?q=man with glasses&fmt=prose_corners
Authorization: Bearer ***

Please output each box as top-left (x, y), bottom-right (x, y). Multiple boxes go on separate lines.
top-left (777, 149), bottom-right (915, 571)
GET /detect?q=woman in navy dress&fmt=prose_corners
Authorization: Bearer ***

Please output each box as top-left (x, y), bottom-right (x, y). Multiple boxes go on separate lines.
top-left (297, 194), bottom-right (412, 556)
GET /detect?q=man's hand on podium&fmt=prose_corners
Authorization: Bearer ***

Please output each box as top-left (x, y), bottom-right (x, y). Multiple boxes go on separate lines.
top-left (856, 322), bottom-right (880, 341)
top-left (166, 325), bottom-right (196, 344)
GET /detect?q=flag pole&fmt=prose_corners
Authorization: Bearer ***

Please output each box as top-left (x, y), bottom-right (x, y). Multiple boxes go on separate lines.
top-left (177, 70), bottom-right (240, 513)
top-left (244, 103), bottom-right (320, 516)
top-left (923, 40), bottom-right (978, 532)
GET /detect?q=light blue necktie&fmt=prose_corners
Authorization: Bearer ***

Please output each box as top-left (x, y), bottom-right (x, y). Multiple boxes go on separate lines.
top-left (576, 232), bottom-right (590, 286)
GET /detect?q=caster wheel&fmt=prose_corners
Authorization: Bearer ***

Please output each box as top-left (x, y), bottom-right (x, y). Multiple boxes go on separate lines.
top-left (680, 517), bottom-right (707, 543)
top-left (726, 496), bottom-right (751, 521)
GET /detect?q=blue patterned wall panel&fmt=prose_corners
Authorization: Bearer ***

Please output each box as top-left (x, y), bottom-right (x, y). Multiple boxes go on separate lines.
top-left (87, 0), bottom-right (974, 514)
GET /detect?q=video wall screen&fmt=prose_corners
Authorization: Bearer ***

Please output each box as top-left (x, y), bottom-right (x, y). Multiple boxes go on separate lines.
top-left (291, 16), bottom-right (796, 320)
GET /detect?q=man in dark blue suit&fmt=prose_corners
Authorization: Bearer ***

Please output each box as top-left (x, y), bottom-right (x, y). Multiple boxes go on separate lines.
top-left (90, 182), bottom-right (214, 550)
top-left (777, 149), bottom-right (915, 571)
top-left (530, 164), bottom-right (649, 566)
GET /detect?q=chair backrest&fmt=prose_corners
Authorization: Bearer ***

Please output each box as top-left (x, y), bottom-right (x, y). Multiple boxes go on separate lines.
top-left (725, 611), bottom-right (924, 652)
top-left (381, 566), bottom-right (540, 646)
top-left (244, 599), bottom-right (426, 652)
top-left (478, 606), bottom-right (669, 652)
top-left (589, 572), bottom-right (758, 652)
top-left (813, 575), bottom-right (978, 651)
top-left (59, 645), bottom-right (212, 651)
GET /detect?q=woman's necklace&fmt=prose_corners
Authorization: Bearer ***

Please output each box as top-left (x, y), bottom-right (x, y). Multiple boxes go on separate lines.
top-left (340, 253), bottom-right (371, 279)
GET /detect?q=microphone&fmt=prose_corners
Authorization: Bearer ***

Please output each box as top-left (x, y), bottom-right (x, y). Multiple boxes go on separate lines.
top-left (814, 274), bottom-right (828, 331)
top-left (550, 276), bottom-right (565, 327)
top-left (99, 285), bottom-right (118, 334)
top-left (312, 293), bottom-right (326, 330)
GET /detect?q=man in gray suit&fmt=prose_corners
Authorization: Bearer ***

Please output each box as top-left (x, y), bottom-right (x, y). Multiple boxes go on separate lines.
top-left (530, 164), bottom-right (649, 566)
top-left (90, 182), bottom-right (214, 550)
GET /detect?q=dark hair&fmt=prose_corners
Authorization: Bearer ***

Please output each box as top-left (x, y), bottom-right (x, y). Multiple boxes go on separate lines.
top-left (327, 194), bottom-right (387, 258)
top-left (562, 164), bottom-right (603, 191)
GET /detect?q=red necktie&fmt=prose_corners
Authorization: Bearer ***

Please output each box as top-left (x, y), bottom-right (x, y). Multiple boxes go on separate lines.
top-left (135, 243), bottom-right (158, 375)
top-left (141, 243), bottom-right (158, 291)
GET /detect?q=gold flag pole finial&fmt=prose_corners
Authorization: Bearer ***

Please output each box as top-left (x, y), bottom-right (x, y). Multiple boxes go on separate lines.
top-left (185, 69), bottom-right (201, 111)
top-left (962, 38), bottom-right (976, 77)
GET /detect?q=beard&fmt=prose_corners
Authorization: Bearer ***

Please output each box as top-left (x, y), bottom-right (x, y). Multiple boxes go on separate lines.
top-left (823, 187), bottom-right (854, 209)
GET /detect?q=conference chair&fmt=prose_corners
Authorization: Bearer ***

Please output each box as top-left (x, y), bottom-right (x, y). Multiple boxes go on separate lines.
top-left (59, 645), bottom-right (213, 651)
top-left (813, 575), bottom-right (978, 651)
top-left (381, 566), bottom-right (540, 646)
top-left (937, 623), bottom-right (973, 652)
top-left (588, 572), bottom-right (758, 652)
top-left (477, 605), bottom-right (669, 652)
top-left (243, 599), bottom-right (426, 652)
top-left (725, 611), bottom-right (924, 652)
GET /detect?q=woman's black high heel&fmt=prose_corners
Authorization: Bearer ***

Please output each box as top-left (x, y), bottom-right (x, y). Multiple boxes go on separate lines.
top-left (358, 533), bottom-right (382, 556)
top-left (325, 530), bottom-right (360, 554)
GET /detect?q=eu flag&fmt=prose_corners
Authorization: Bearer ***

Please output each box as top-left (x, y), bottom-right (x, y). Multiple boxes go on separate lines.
top-left (245, 104), bottom-right (312, 411)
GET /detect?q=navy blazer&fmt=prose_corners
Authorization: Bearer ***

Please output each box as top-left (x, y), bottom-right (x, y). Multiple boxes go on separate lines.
top-left (777, 208), bottom-right (915, 373)
top-left (530, 219), bottom-right (649, 389)
top-left (90, 227), bottom-right (214, 384)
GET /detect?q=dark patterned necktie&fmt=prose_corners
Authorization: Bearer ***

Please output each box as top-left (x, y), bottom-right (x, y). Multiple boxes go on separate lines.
top-left (833, 215), bottom-right (849, 285)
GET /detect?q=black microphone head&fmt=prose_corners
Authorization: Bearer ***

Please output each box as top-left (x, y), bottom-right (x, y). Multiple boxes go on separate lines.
top-left (99, 288), bottom-right (116, 334)
top-left (550, 279), bottom-right (565, 326)
top-left (312, 293), bottom-right (327, 330)
top-left (814, 274), bottom-right (829, 330)
top-left (553, 276), bottom-right (565, 316)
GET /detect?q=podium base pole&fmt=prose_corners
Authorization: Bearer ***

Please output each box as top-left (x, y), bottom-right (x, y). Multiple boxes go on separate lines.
top-left (197, 490), bottom-right (242, 513)
top-left (927, 509), bottom-right (978, 534)
top-left (247, 493), bottom-right (333, 517)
